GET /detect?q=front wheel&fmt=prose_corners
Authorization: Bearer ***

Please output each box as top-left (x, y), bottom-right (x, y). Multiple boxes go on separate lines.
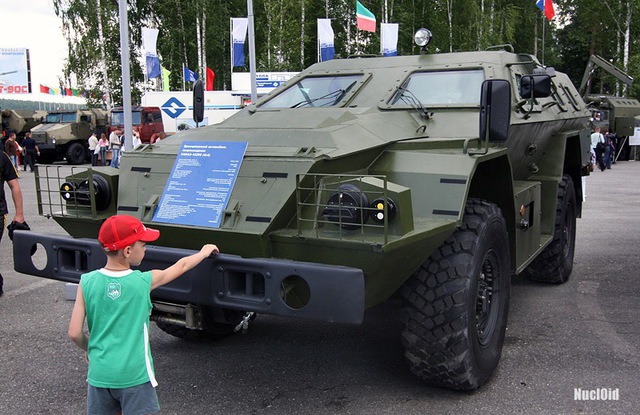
top-left (400, 199), bottom-right (511, 390)
top-left (65, 142), bottom-right (87, 165)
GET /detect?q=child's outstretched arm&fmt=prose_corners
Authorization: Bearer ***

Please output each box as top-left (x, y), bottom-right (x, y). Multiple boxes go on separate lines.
top-left (151, 244), bottom-right (219, 290)
top-left (68, 283), bottom-right (89, 351)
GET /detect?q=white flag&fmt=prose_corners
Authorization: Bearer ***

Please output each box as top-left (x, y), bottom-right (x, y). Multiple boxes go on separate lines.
top-left (231, 18), bottom-right (248, 67)
top-left (381, 23), bottom-right (399, 57)
top-left (317, 19), bottom-right (335, 62)
top-left (142, 27), bottom-right (159, 57)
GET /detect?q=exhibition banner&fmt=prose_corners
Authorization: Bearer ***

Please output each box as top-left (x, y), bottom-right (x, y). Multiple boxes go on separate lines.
top-left (0, 48), bottom-right (30, 94)
top-left (153, 141), bottom-right (248, 228)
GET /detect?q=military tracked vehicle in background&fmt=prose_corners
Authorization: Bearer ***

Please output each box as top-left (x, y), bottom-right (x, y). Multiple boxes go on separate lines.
top-left (30, 108), bottom-right (107, 165)
top-left (14, 31), bottom-right (592, 390)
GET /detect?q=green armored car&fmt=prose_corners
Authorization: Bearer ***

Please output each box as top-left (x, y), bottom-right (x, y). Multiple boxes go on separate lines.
top-left (14, 32), bottom-right (591, 390)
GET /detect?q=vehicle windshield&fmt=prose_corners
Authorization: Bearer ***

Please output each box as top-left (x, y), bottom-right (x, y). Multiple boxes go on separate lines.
top-left (260, 75), bottom-right (362, 109)
top-left (390, 69), bottom-right (485, 106)
top-left (45, 113), bottom-right (77, 123)
top-left (111, 112), bottom-right (142, 125)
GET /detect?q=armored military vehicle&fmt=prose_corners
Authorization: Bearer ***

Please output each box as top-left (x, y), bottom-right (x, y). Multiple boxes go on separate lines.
top-left (580, 54), bottom-right (640, 160)
top-left (14, 31), bottom-right (591, 390)
top-left (30, 108), bottom-right (107, 164)
top-left (1, 108), bottom-right (46, 139)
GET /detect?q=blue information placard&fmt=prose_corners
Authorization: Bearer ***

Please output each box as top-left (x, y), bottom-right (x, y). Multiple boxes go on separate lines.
top-left (152, 141), bottom-right (247, 228)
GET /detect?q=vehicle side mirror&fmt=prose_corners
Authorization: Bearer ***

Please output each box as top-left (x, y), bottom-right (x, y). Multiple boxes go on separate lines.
top-left (520, 74), bottom-right (551, 99)
top-left (193, 80), bottom-right (204, 124)
top-left (479, 79), bottom-right (511, 143)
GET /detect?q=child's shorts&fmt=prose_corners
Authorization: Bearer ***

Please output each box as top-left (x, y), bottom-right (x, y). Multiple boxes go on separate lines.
top-left (87, 381), bottom-right (160, 415)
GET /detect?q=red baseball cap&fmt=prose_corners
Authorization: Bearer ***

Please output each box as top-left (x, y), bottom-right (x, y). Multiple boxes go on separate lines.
top-left (99, 215), bottom-right (160, 252)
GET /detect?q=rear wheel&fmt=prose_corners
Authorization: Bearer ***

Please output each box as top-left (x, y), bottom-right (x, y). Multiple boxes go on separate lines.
top-left (525, 175), bottom-right (576, 284)
top-left (400, 199), bottom-right (511, 390)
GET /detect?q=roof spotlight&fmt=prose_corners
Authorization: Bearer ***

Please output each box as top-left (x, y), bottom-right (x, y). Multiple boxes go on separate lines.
top-left (414, 28), bottom-right (432, 49)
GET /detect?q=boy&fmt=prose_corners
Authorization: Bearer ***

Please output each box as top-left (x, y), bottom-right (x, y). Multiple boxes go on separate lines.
top-left (68, 214), bottom-right (219, 414)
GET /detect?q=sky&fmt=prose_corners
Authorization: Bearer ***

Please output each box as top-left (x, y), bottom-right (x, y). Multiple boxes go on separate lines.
top-left (0, 0), bottom-right (84, 102)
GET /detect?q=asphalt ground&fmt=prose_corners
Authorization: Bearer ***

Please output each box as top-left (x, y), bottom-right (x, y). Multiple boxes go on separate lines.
top-left (0, 160), bottom-right (638, 414)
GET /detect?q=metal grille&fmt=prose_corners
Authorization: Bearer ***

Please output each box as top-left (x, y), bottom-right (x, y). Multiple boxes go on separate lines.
top-left (295, 173), bottom-right (392, 243)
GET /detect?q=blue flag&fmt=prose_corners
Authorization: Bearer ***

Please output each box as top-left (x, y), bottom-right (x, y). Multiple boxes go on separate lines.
top-left (146, 55), bottom-right (161, 78)
top-left (184, 66), bottom-right (198, 82)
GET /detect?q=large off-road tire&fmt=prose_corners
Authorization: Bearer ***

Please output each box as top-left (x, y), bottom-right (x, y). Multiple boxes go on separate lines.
top-left (525, 175), bottom-right (576, 284)
top-left (65, 142), bottom-right (87, 165)
top-left (400, 199), bottom-right (511, 390)
top-left (155, 307), bottom-right (246, 342)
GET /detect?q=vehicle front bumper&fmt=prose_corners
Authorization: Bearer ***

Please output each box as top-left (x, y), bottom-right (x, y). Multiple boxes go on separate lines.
top-left (12, 231), bottom-right (365, 324)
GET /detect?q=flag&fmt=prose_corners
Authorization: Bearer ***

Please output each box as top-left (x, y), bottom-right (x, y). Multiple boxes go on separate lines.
top-left (536, 0), bottom-right (556, 21)
top-left (381, 23), bottom-right (398, 57)
top-left (184, 66), bottom-right (198, 83)
top-left (356, 1), bottom-right (376, 32)
top-left (206, 67), bottom-right (215, 91)
top-left (162, 66), bottom-right (171, 91)
top-left (231, 18), bottom-right (248, 67)
top-left (39, 84), bottom-right (50, 94)
top-left (142, 27), bottom-right (161, 78)
top-left (146, 55), bottom-right (161, 78)
top-left (318, 19), bottom-right (335, 62)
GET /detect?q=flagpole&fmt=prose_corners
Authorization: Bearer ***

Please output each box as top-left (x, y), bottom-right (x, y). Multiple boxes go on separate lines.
top-left (118, 0), bottom-right (133, 152)
top-left (247, 0), bottom-right (257, 103)
top-left (182, 64), bottom-right (185, 91)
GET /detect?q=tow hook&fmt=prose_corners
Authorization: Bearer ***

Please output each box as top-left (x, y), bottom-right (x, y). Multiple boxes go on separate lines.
top-left (234, 312), bottom-right (256, 334)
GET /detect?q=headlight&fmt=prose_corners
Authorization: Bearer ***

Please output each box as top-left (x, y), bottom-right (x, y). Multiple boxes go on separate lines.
top-left (414, 28), bottom-right (432, 48)
top-left (370, 198), bottom-right (397, 224)
top-left (60, 181), bottom-right (78, 202)
top-left (74, 175), bottom-right (111, 211)
top-left (321, 183), bottom-right (369, 229)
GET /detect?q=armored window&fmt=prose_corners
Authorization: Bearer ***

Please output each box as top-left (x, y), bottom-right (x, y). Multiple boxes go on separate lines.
top-left (45, 113), bottom-right (62, 123)
top-left (390, 69), bottom-right (485, 106)
top-left (259, 75), bottom-right (362, 109)
top-left (61, 113), bottom-right (77, 123)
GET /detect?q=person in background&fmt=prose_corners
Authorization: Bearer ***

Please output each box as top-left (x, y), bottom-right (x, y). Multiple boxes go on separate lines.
top-left (603, 129), bottom-right (615, 169)
top-left (88, 132), bottom-right (99, 166)
top-left (0, 149), bottom-right (25, 296)
top-left (132, 127), bottom-right (142, 149)
top-left (4, 133), bottom-right (19, 169)
top-left (21, 132), bottom-right (39, 172)
top-left (109, 129), bottom-right (122, 168)
top-left (590, 126), bottom-right (606, 172)
top-left (98, 133), bottom-right (109, 166)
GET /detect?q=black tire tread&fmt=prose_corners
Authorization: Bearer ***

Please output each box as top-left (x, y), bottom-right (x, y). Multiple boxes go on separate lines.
top-left (400, 199), bottom-right (509, 390)
top-left (525, 175), bottom-right (576, 284)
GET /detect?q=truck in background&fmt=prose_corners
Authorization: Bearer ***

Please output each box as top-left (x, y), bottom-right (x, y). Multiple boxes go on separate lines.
top-left (109, 106), bottom-right (164, 144)
top-left (141, 91), bottom-right (243, 134)
top-left (30, 108), bottom-right (107, 165)
top-left (579, 54), bottom-right (640, 160)
top-left (1, 108), bottom-right (46, 141)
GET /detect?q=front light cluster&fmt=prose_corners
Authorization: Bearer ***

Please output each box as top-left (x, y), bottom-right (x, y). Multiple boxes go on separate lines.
top-left (321, 183), bottom-right (396, 229)
top-left (60, 174), bottom-right (112, 211)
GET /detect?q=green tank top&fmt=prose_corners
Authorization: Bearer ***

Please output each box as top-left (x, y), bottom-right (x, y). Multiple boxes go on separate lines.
top-left (81, 269), bottom-right (157, 388)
